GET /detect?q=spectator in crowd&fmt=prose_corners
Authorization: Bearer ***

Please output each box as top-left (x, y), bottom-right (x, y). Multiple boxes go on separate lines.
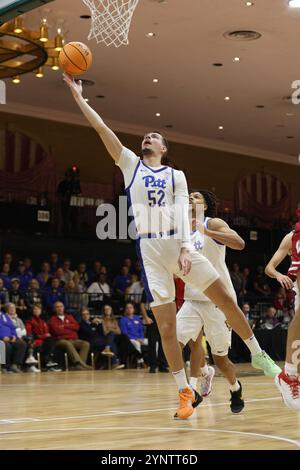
top-left (61, 259), bottom-right (74, 284)
top-left (273, 287), bottom-right (286, 312)
top-left (229, 263), bottom-right (244, 303)
top-left (0, 308), bottom-right (26, 373)
top-left (0, 263), bottom-right (11, 288)
top-left (119, 302), bottom-right (145, 368)
top-left (253, 265), bottom-right (272, 298)
top-left (241, 267), bottom-right (254, 304)
top-left (8, 278), bottom-right (27, 319)
top-left (25, 279), bottom-right (43, 317)
top-left (36, 262), bottom-right (52, 288)
top-left (79, 307), bottom-right (123, 369)
top-left (87, 273), bottom-right (111, 311)
top-left (6, 303), bottom-right (39, 372)
top-left (54, 267), bottom-right (66, 288)
top-left (140, 290), bottom-right (168, 374)
top-left (241, 303), bottom-right (255, 330)
top-left (49, 252), bottom-right (59, 274)
top-left (0, 339), bottom-right (5, 372)
top-left (114, 266), bottom-right (131, 296)
top-left (48, 301), bottom-right (91, 370)
top-left (65, 279), bottom-right (88, 320)
top-left (88, 260), bottom-right (102, 284)
top-left (73, 263), bottom-right (89, 292)
top-left (261, 306), bottom-right (281, 330)
top-left (12, 261), bottom-right (32, 291)
top-left (24, 257), bottom-right (34, 277)
top-left (0, 278), bottom-right (9, 310)
top-left (26, 304), bottom-right (60, 371)
top-left (3, 252), bottom-right (13, 269)
top-left (132, 260), bottom-right (141, 277)
top-left (122, 257), bottom-right (133, 273)
top-left (101, 304), bottom-right (142, 368)
top-left (43, 278), bottom-right (65, 314)
top-left (126, 275), bottom-right (144, 306)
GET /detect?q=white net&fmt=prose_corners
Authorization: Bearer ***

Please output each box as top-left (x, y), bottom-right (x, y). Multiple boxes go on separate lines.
top-left (82, 0), bottom-right (140, 47)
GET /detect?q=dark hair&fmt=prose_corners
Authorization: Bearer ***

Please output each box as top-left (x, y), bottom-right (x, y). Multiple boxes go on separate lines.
top-left (124, 301), bottom-right (135, 310)
top-left (149, 131), bottom-right (169, 162)
top-left (193, 189), bottom-right (218, 218)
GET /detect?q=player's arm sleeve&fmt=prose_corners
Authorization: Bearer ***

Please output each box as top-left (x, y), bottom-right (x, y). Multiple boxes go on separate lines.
top-left (174, 171), bottom-right (192, 250)
top-left (115, 147), bottom-right (140, 188)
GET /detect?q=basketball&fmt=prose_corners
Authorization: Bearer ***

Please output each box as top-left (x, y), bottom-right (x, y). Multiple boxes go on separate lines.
top-left (59, 41), bottom-right (92, 75)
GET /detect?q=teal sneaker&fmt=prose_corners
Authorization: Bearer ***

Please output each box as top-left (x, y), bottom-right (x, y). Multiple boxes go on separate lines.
top-left (251, 351), bottom-right (282, 378)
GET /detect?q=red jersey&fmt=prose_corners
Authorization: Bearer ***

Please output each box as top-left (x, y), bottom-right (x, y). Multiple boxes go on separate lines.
top-left (288, 223), bottom-right (300, 280)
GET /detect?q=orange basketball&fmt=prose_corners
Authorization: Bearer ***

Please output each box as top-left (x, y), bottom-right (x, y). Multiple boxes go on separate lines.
top-left (59, 42), bottom-right (92, 75)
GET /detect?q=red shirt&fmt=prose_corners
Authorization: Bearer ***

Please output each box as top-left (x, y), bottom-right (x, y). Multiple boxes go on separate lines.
top-left (25, 316), bottom-right (50, 346)
top-left (48, 314), bottom-right (79, 340)
top-left (288, 223), bottom-right (300, 280)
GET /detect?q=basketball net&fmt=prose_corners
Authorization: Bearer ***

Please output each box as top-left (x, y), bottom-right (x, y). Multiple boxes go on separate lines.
top-left (82, 0), bottom-right (140, 47)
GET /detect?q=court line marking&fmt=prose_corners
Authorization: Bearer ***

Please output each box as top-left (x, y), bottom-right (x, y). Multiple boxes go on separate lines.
top-left (0, 396), bottom-right (282, 425)
top-left (0, 426), bottom-right (299, 449)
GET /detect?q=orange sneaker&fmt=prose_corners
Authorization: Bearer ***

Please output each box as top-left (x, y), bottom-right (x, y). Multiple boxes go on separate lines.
top-left (176, 387), bottom-right (195, 420)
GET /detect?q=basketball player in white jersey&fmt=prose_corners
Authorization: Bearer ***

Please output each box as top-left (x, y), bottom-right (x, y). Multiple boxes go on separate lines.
top-left (265, 222), bottom-right (300, 411)
top-left (63, 73), bottom-right (281, 419)
top-left (176, 190), bottom-right (245, 414)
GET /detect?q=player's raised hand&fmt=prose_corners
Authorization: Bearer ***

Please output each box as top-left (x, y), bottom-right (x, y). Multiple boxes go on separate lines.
top-left (178, 248), bottom-right (192, 276)
top-left (63, 72), bottom-right (83, 99)
top-left (276, 273), bottom-right (294, 290)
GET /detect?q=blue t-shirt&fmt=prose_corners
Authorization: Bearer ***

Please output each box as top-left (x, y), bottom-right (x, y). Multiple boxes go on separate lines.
top-left (119, 315), bottom-right (144, 340)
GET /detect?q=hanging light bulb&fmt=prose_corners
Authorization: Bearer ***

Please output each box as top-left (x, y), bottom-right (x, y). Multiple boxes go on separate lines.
top-left (39, 18), bottom-right (48, 43)
top-left (35, 67), bottom-right (44, 78)
top-left (51, 57), bottom-right (60, 71)
top-left (12, 75), bottom-right (21, 84)
top-left (13, 16), bottom-right (23, 34)
top-left (54, 28), bottom-right (64, 51)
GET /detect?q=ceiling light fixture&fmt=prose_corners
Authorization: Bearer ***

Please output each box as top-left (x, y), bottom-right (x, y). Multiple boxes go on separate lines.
top-left (13, 16), bottom-right (23, 34)
top-left (39, 18), bottom-right (48, 43)
top-left (153, 78), bottom-right (159, 83)
top-left (12, 75), bottom-right (20, 84)
top-left (233, 57), bottom-right (240, 62)
top-left (224, 96), bottom-right (231, 101)
top-left (218, 125), bottom-right (224, 130)
top-left (245, 1), bottom-right (254, 6)
top-left (35, 67), bottom-right (44, 78)
top-left (146, 32), bottom-right (156, 37)
top-left (156, 112), bottom-right (161, 117)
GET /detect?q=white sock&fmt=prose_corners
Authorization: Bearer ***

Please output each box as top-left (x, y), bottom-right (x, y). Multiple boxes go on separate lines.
top-left (189, 377), bottom-right (198, 390)
top-left (243, 335), bottom-right (262, 356)
top-left (172, 369), bottom-right (189, 390)
top-left (230, 380), bottom-right (240, 392)
top-left (201, 364), bottom-right (209, 377)
top-left (285, 362), bottom-right (298, 377)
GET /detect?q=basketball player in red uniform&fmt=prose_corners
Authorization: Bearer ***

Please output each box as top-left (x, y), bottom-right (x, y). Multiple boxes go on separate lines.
top-left (265, 208), bottom-right (300, 410)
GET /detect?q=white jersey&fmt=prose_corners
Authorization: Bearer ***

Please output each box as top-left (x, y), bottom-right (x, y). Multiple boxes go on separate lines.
top-left (184, 217), bottom-right (236, 302)
top-left (116, 147), bottom-right (190, 239)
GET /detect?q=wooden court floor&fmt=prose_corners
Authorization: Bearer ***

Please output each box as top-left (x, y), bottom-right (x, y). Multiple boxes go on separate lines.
top-left (0, 363), bottom-right (299, 450)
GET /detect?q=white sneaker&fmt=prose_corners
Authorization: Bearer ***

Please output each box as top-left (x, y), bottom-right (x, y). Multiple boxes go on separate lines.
top-left (201, 366), bottom-right (215, 397)
top-left (275, 371), bottom-right (300, 411)
top-left (25, 355), bottom-right (38, 365)
top-left (27, 365), bottom-right (40, 373)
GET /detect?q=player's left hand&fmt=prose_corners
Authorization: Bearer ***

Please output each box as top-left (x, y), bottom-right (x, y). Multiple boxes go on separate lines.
top-left (178, 248), bottom-right (192, 276)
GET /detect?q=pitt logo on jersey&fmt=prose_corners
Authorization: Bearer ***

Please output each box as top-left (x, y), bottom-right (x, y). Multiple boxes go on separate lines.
top-left (194, 240), bottom-right (203, 251)
top-left (143, 175), bottom-right (167, 189)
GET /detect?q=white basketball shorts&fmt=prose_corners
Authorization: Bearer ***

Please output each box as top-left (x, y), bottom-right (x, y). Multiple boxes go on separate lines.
top-left (136, 237), bottom-right (219, 308)
top-left (176, 300), bottom-right (232, 356)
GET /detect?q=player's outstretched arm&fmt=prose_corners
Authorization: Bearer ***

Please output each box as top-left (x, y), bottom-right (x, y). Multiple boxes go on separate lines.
top-left (265, 232), bottom-right (294, 289)
top-left (204, 218), bottom-right (245, 250)
top-left (63, 73), bottom-right (123, 162)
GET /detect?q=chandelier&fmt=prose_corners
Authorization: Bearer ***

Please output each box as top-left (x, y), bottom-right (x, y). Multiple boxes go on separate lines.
top-left (0, 15), bottom-right (65, 83)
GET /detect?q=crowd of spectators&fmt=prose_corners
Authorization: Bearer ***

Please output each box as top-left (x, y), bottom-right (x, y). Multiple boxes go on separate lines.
top-left (0, 251), bottom-right (296, 373)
